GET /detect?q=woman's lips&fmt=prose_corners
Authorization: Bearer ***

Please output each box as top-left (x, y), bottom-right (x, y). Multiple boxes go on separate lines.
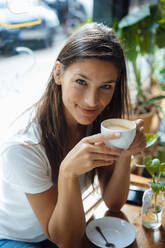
top-left (78, 105), bottom-right (97, 115)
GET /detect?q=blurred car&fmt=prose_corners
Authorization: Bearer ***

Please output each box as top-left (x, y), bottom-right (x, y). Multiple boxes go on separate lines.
top-left (0, 2), bottom-right (59, 55)
top-left (43, 0), bottom-right (87, 34)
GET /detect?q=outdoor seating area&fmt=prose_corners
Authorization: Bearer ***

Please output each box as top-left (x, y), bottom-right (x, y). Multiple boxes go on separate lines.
top-left (0, 1), bottom-right (165, 247)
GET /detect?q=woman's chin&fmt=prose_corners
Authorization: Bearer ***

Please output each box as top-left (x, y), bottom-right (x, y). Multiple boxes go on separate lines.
top-left (76, 116), bottom-right (97, 126)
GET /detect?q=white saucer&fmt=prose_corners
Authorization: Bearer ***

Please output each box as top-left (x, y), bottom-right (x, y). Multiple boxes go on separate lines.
top-left (86, 216), bottom-right (136, 248)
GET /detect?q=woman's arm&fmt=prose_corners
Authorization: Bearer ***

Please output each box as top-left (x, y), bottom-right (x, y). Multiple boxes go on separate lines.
top-left (50, 167), bottom-right (86, 247)
top-left (98, 152), bottom-right (131, 211)
top-left (98, 119), bottom-right (146, 211)
top-left (26, 132), bottom-right (121, 248)
top-left (26, 170), bottom-right (85, 248)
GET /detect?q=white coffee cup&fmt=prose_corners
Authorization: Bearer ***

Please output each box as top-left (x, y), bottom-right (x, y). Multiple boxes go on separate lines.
top-left (101, 118), bottom-right (136, 149)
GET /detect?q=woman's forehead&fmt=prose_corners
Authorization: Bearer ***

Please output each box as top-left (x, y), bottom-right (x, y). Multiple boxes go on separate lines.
top-left (64, 58), bottom-right (118, 80)
top-left (65, 58), bottom-right (118, 71)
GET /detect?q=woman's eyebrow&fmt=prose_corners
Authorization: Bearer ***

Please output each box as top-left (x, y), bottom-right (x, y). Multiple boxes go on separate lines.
top-left (77, 73), bottom-right (90, 80)
top-left (77, 74), bottom-right (117, 84)
top-left (102, 80), bottom-right (116, 84)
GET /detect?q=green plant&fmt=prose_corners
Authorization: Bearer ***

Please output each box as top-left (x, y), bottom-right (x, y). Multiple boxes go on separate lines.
top-left (133, 133), bottom-right (165, 213)
top-left (115, 0), bottom-right (165, 115)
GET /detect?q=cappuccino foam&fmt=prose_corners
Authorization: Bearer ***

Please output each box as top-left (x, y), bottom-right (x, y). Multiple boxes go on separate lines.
top-left (101, 118), bottom-right (136, 149)
top-left (106, 123), bottom-right (130, 131)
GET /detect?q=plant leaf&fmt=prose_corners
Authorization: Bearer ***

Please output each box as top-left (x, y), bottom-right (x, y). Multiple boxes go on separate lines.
top-left (148, 182), bottom-right (165, 194)
top-left (152, 158), bottom-right (160, 167)
top-left (143, 157), bottom-right (159, 177)
top-left (144, 95), bottom-right (165, 107)
top-left (156, 23), bottom-right (165, 48)
top-left (144, 156), bottom-right (152, 166)
top-left (148, 182), bottom-right (160, 194)
top-left (145, 133), bottom-right (160, 148)
top-left (160, 68), bottom-right (165, 74)
top-left (119, 26), bottom-right (138, 62)
top-left (146, 165), bottom-right (159, 178)
top-left (118, 5), bottom-right (150, 28)
top-left (160, 162), bottom-right (165, 172)
top-left (159, 181), bottom-right (165, 190)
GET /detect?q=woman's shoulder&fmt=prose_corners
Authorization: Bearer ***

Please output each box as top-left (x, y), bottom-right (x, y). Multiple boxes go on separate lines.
top-left (0, 121), bottom-right (53, 194)
top-left (0, 120), bottom-right (46, 160)
top-left (0, 120), bottom-right (51, 180)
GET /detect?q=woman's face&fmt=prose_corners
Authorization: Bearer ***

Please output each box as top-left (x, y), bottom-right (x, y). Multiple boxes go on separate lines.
top-left (56, 58), bottom-right (118, 127)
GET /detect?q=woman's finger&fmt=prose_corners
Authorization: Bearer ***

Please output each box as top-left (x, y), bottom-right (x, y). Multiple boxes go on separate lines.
top-left (94, 141), bottom-right (105, 146)
top-left (94, 142), bottom-right (123, 155)
top-left (128, 133), bottom-right (146, 153)
top-left (93, 160), bottom-right (115, 167)
top-left (83, 132), bottom-right (120, 144)
top-left (140, 126), bottom-right (144, 132)
top-left (81, 142), bottom-right (122, 156)
top-left (90, 152), bottom-right (119, 161)
top-left (135, 119), bottom-right (144, 129)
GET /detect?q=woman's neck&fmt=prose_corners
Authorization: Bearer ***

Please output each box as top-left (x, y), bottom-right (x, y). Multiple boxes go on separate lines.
top-left (69, 124), bottom-right (86, 138)
top-left (66, 125), bottom-right (86, 150)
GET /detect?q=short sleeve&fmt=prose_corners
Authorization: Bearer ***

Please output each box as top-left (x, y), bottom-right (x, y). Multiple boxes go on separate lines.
top-left (1, 144), bottom-right (54, 194)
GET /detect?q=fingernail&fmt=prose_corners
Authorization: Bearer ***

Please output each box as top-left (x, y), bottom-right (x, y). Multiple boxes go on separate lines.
top-left (136, 119), bottom-right (142, 124)
top-left (115, 132), bottom-right (120, 137)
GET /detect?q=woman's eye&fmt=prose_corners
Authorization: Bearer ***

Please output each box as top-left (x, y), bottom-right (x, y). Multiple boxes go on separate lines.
top-left (76, 79), bottom-right (86, 85)
top-left (101, 84), bottom-right (112, 89)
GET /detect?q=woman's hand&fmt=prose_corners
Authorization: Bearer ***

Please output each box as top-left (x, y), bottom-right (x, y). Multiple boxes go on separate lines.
top-left (60, 133), bottom-right (123, 177)
top-left (124, 119), bottom-right (146, 156)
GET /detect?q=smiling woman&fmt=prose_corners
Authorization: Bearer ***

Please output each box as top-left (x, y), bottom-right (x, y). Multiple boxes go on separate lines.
top-left (55, 59), bottom-right (118, 126)
top-left (0, 22), bottom-right (146, 248)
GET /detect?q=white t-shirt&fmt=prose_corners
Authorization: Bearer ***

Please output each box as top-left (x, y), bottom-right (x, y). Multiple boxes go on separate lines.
top-left (0, 121), bottom-right (89, 242)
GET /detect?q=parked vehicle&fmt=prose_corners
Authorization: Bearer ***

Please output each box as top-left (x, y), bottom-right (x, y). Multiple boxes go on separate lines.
top-left (43, 0), bottom-right (87, 34)
top-left (0, 1), bottom-right (59, 55)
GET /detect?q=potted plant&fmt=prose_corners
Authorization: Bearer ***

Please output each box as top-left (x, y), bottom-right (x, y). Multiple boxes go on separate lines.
top-left (115, 0), bottom-right (165, 132)
top-left (133, 133), bottom-right (165, 229)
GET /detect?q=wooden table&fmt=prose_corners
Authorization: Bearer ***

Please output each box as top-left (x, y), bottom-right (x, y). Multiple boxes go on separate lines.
top-left (83, 174), bottom-right (165, 248)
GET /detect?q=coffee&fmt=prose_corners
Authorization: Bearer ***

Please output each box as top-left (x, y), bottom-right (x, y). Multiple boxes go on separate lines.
top-left (101, 118), bottom-right (136, 149)
top-left (105, 123), bottom-right (130, 131)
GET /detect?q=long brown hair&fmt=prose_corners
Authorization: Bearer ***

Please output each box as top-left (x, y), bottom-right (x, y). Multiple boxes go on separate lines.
top-left (35, 22), bottom-right (130, 184)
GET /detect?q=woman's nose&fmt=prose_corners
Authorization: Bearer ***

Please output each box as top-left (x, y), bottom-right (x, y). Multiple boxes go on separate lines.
top-left (84, 91), bottom-right (98, 107)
